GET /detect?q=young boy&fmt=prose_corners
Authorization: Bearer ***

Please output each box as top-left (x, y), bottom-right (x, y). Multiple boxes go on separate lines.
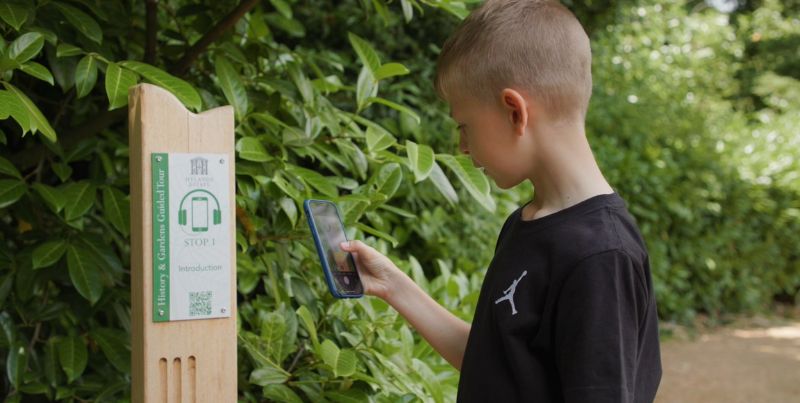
top-left (340, 0), bottom-right (662, 401)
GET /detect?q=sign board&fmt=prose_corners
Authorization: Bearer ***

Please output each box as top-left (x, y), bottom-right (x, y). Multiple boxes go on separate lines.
top-left (129, 84), bottom-right (236, 402)
top-left (151, 153), bottom-right (231, 322)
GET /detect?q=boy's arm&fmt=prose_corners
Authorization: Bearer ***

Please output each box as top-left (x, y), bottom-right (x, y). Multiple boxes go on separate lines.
top-left (340, 240), bottom-right (471, 370)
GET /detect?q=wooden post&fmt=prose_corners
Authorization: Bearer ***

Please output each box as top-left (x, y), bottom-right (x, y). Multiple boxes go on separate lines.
top-left (129, 84), bottom-right (237, 402)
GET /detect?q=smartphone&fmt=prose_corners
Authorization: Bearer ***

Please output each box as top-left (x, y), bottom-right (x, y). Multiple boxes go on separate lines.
top-left (192, 197), bottom-right (208, 232)
top-left (303, 199), bottom-right (363, 298)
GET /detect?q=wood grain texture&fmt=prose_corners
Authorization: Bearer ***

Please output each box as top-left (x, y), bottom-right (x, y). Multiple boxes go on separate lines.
top-left (130, 84), bottom-right (236, 402)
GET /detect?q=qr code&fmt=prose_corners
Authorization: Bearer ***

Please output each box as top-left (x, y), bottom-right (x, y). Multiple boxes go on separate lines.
top-left (189, 291), bottom-right (212, 316)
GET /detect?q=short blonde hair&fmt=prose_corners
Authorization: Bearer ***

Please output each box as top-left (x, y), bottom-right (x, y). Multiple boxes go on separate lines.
top-left (435, 0), bottom-right (592, 121)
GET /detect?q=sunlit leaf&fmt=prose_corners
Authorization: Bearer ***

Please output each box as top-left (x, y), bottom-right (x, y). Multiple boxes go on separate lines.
top-left (0, 3), bottom-right (29, 31)
top-left (74, 55), bottom-right (97, 98)
top-left (66, 244), bottom-right (103, 304)
top-left (19, 62), bottom-right (54, 85)
top-left (347, 32), bottom-right (380, 73)
top-left (120, 61), bottom-right (201, 111)
top-left (104, 62), bottom-right (138, 110)
top-left (32, 240), bottom-right (67, 269)
top-left (8, 32), bottom-right (43, 64)
top-left (215, 54), bottom-right (248, 118)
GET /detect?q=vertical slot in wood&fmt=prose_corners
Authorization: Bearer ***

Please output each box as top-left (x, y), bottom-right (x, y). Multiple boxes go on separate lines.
top-left (172, 357), bottom-right (182, 403)
top-left (189, 355), bottom-right (197, 403)
top-left (159, 358), bottom-right (168, 402)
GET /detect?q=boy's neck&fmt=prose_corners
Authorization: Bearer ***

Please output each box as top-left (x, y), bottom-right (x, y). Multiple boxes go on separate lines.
top-left (522, 123), bottom-right (613, 221)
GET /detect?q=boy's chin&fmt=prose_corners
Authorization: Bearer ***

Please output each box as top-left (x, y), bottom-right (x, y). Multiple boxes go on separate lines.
top-left (489, 175), bottom-right (522, 190)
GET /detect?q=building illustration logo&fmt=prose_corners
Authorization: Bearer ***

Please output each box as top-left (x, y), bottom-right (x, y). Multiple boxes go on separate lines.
top-left (178, 189), bottom-right (222, 232)
top-left (191, 157), bottom-right (208, 175)
top-left (494, 270), bottom-right (528, 315)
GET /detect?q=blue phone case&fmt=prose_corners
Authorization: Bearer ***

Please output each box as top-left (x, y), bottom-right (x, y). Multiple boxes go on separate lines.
top-left (303, 199), bottom-right (363, 298)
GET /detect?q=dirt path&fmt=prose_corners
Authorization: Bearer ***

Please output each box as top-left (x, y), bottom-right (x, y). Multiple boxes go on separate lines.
top-left (656, 320), bottom-right (800, 403)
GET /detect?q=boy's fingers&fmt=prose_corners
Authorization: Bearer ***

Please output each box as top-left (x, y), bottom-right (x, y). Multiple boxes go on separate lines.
top-left (341, 240), bottom-right (371, 255)
top-left (340, 240), bottom-right (360, 251)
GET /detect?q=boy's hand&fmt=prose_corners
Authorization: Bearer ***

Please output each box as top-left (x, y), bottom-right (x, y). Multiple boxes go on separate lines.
top-left (341, 239), bottom-right (471, 370)
top-left (339, 240), bottom-right (401, 301)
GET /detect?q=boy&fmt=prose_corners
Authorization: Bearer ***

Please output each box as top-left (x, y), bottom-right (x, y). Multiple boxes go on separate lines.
top-left (340, 0), bottom-right (662, 401)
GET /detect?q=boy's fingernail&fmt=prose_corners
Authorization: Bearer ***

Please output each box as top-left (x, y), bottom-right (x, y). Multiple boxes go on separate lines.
top-left (340, 241), bottom-right (349, 249)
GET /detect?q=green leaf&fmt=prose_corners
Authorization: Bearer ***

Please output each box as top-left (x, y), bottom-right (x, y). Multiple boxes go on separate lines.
top-left (365, 125), bottom-right (395, 153)
top-left (0, 90), bottom-right (28, 132)
top-left (374, 62), bottom-right (410, 81)
top-left (32, 183), bottom-right (65, 213)
top-left (0, 179), bottom-right (25, 209)
top-left (2, 83), bottom-right (56, 141)
top-left (32, 240), bottom-right (67, 269)
top-left (287, 64), bottom-right (313, 104)
top-left (214, 54), bottom-right (248, 119)
top-left (326, 388), bottom-right (370, 403)
top-left (413, 358), bottom-right (443, 403)
top-left (405, 141), bottom-right (435, 182)
top-left (53, 2), bottom-right (102, 44)
top-left (103, 187), bottom-right (130, 236)
top-left (66, 244), bottom-right (103, 304)
top-left (286, 165), bottom-right (338, 198)
top-left (260, 311), bottom-right (290, 363)
top-left (428, 161), bottom-right (458, 204)
top-left (264, 13), bottom-right (305, 37)
top-left (347, 32), bottom-right (380, 73)
top-left (270, 0), bottom-right (292, 19)
top-left (400, 0), bottom-right (414, 22)
top-left (8, 32), bottom-right (43, 64)
top-left (249, 366), bottom-right (289, 386)
top-left (320, 340), bottom-right (357, 377)
top-left (20, 62), bottom-right (54, 85)
top-left (104, 62), bottom-right (138, 110)
top-left (57, 334), bottom-right (88, 383)
top-left (6, 343), bottom-right (27, 389)
top-left (279, 197), bottom-right (297, 226)
top-left (0, 3), bottom-right (29, 31)
top-left (356, 223), bottom-right (399, 247)
top-left (0, 156), bottom-right (21, 179)
top-left (368, 162), bottom-right (402, 199)
top-left (437, 154), bottom-right (495, 211)
top-left (367, 96), bottom-right (420, 124)
top-left (355, 66), bottom-right (377, 112)
top-left (236, 137), bottom-right (269, 162)
top-left (262, 384), bottom-right (303, 403)
top-left (43, 338), bottom-right (58, 387)
top-left (296, 306), bottom-right (318, 350)
top-left (120, 61), bottom-right (201, 111)
top-left (51, 162), bottom-right (72, 182)
top-left (74, 55), bottom-right (97, 98)
top-left (56, 43), bottom-right (82, 57)
top-left (63, 181), bottom-right (95, 221)
top-left (90, 328), bottom-right (130, 374)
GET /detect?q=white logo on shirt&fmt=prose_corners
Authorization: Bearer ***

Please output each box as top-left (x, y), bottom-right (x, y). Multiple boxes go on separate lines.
top-left (494, 270), bottom-right (528, 315)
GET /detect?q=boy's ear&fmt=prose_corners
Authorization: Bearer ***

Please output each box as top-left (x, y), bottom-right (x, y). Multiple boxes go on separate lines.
top-left (500, 88), bottom-right (528, 136)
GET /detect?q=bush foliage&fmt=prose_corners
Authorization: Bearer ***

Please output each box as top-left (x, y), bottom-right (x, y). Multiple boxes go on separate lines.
top-left (0, 0), bottom-right (797, 401)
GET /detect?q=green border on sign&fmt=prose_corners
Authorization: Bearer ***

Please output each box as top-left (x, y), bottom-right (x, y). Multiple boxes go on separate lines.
top-left (151, 153), bottom-right (170, 322)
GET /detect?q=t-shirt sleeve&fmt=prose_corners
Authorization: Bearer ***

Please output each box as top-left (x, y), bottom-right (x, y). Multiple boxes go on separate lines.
top-left (554, 249), bottom-right (648, 403)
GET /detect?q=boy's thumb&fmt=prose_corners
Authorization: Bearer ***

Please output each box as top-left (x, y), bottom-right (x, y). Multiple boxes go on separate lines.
top-left (340, 240), bottom-right (356, 251)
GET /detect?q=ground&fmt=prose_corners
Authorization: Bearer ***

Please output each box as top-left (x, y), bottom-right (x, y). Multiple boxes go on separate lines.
top-left (656, 314), bottom-right (800, 403)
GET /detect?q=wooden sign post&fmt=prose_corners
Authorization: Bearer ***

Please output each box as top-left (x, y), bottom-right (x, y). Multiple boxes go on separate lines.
top-left (129, 84), bottom-right (237, 402)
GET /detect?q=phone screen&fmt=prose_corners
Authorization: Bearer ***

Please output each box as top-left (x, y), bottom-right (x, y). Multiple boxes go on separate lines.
top-left (307, 201), bottom-right (362, 296)
top-left (192, 197), bottom-right (208, 232)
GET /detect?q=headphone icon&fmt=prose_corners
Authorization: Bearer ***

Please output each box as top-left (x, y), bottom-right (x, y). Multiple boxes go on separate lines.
top-left (178, 189), bottom-right (222, 226)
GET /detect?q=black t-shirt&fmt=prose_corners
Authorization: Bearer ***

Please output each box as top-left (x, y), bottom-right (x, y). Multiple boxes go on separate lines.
top-left (457, 193), bottom-right (662, 402)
